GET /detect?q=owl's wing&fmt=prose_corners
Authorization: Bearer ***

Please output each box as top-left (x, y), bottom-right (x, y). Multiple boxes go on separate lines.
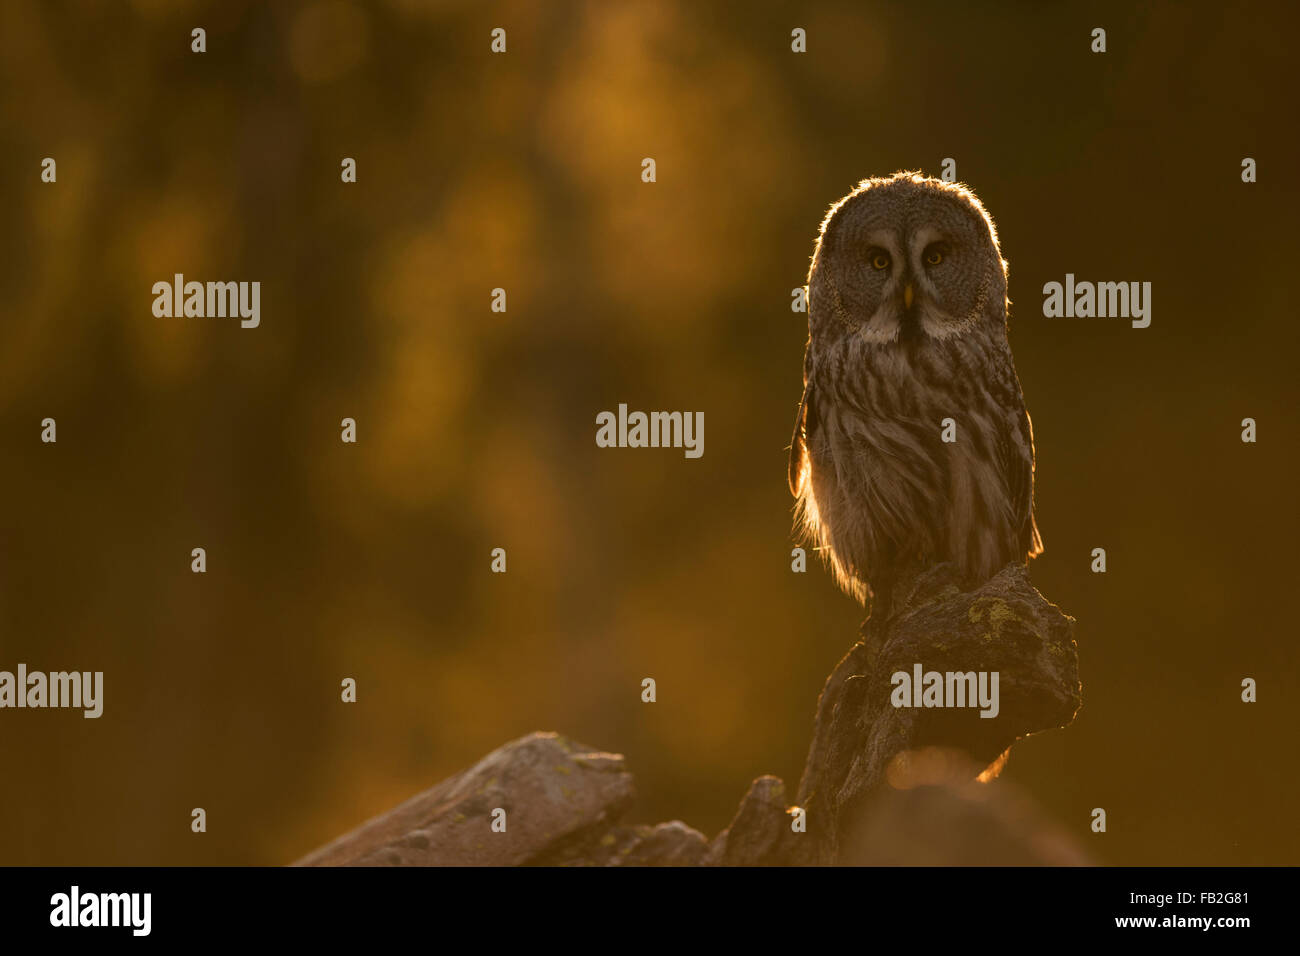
top-left (788, 352), bottom-right (818, 497)
top-left (788, 386), bottom-right (810, 496)
top-left (1009, 408), bottom-right (1044, 559)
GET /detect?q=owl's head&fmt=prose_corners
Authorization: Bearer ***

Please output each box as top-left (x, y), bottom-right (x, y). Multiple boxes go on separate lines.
top-left (806, 172), bottom-right (1008, 344)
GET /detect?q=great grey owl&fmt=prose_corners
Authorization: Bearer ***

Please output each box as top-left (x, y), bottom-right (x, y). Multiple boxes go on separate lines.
top-left (789, 172), bottom-right (1042, 609)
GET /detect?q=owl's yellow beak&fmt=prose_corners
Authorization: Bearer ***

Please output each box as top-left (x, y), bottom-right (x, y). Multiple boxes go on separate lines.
top-left (903, 283), bottom-right (915, 310)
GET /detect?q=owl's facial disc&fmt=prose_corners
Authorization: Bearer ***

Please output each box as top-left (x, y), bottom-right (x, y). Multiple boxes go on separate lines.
top-left (847, 227), bottom-right (974, 344)
top-left (810, 175), bottom-right (1007, 348)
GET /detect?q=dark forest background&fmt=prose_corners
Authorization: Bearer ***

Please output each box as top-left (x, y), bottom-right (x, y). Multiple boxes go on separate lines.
top-left (1, 0), bottom-right (1296, 865)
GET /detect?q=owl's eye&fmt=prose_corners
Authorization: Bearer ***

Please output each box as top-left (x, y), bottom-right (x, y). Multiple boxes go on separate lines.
top-left (924, 244), bottom-right (947, 266)
top-left (869, 251), bottom-right (890, 270)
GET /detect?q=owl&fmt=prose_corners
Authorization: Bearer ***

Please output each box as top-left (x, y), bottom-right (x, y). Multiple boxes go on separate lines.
top-left (789, 172), bottom-right (1042, 609)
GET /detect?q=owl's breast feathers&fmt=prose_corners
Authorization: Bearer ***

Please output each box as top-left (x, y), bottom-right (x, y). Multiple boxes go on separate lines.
top-left (792, 331), bottom-right (1039, 602)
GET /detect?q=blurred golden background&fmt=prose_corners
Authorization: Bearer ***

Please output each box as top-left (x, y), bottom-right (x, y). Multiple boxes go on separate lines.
top-left (0, 0), bottom-right (1296, 865)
